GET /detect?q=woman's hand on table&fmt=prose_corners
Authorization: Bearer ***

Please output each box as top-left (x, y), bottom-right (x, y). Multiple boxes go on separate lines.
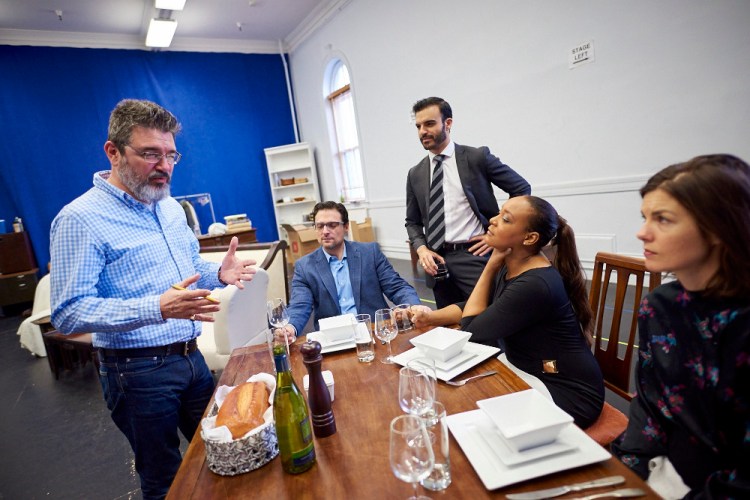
top-left (410, 305), bottom-right (435, 329)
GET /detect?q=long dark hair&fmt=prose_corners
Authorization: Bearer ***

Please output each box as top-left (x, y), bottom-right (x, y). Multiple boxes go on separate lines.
top-left (525, 196), bottom-right (594, 344)
top-left (640, 154), bottom-right (750, 298)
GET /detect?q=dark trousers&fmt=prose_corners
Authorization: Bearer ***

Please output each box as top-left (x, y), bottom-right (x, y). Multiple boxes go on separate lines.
top-left (429, 249), bottom-right (489, 309)
top-left (98, 349), bottom-right (215, 499)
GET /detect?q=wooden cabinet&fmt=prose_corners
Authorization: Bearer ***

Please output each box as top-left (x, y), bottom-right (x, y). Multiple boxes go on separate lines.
top-left (0, 232), bottom-right (36, 274)
top-left (0, 269), bottom-right (39, 307)
top-left (265, 142), bottom-right (321, 239)
top-left (197, 228), bottom-right (257, 250)
top-left (0, 231), bottom-right (38, 308)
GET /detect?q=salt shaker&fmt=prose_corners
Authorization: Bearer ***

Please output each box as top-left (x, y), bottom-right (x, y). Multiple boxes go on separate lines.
top-left (299, 340), bottom-right (336, 438)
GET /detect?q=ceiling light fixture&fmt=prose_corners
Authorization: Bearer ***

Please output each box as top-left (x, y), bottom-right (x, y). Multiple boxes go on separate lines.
top-left (155, 0), bottom-right (187, 10)
top-left (146, 18), bottom-right (178, 48)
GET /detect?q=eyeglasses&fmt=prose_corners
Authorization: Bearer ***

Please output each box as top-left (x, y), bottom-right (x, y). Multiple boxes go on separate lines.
top-left (314, 221), bottom-right (344, 231)
top-left (125, 145), bottom-right (182, 165)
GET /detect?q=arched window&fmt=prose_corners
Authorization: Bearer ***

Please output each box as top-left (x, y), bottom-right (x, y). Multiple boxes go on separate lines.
top-left (325, 60), bottom-right (365, 202)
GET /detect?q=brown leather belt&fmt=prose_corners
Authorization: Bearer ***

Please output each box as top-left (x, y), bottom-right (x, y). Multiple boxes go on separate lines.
top-left (98, 339), bottom-right (198, 359)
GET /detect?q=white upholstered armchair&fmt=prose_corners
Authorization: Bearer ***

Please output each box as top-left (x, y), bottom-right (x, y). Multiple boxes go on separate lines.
top-left (197, 268), bottom-right (270, 371)
top-left (17, 273), bottom-right (51, 357)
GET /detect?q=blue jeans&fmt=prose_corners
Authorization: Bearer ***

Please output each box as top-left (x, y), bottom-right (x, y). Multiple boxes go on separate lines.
top-left (98, 349), bottom-right (215, 500)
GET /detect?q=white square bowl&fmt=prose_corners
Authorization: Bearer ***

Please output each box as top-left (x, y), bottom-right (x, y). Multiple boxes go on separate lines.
top-left (409, 327), bottom-right (472, 362)
top-left (476, 389), bottom-right (574, 452)
top-left (318, 314), bottom-right (356, 342)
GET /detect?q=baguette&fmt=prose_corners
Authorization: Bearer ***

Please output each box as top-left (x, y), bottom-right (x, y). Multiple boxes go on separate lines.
top-left (216, 381), bottom-right (269, 439)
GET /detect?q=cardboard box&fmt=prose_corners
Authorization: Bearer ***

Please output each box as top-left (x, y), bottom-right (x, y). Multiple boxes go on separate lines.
top-left (349, 217), bottom-right (374, 243)
top-left (281, 224), bottom-right (319, 263)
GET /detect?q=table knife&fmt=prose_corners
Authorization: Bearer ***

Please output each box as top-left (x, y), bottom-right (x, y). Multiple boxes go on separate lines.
top-left (505, 476), bottom-right (626, 500)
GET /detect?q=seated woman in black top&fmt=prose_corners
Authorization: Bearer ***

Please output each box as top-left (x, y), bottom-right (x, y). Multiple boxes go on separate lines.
top-left (413, 195), bottom-right (604, 428)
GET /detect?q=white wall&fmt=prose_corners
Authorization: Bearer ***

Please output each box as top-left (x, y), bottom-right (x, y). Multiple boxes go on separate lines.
top-left (288, 0), bottom-right (750, 269)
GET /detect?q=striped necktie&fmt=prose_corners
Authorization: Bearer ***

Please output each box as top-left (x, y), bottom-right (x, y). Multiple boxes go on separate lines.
top-left (426, 154), bottom-right (446, 251)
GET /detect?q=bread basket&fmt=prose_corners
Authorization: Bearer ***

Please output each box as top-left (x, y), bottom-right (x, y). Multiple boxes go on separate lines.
top-left (200, 373), bottom-right (278, 476)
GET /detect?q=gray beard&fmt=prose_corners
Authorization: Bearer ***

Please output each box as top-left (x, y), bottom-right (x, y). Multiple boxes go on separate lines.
top-left (118, 158), bottom-right (170, 203)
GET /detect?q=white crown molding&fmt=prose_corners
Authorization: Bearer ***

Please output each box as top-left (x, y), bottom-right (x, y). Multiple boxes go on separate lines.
top-left (0, 28), bottom-right (283, 54)
top-left (0, 28), bottom-right (145, 50)
top-left (285, 0), bottom-right (351, 52)
top-left (165, 36), bottom-right (279, 54)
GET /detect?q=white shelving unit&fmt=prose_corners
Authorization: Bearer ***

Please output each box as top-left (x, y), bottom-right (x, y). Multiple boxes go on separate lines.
top-left (264, 142), bottom-right (320, 238)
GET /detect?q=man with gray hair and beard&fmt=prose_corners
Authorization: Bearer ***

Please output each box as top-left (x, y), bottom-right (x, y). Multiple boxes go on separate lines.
top-left (49, 99), bottom-right (256, 499)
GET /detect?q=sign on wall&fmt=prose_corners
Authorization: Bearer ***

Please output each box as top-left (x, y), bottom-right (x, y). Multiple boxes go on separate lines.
top-left (569, 40), bottom-right (595, 69)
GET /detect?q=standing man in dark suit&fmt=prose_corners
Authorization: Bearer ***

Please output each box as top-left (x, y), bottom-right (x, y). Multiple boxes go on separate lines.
top-left (406, 97), bottom-right (531, 308)
top-left (282, 201), bottom-right (420, 338)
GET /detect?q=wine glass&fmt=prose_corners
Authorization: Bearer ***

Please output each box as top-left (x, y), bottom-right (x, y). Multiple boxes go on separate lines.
top-left (267, 298), bottom-right (290, 329)
top-left (390, 414), bottom-right (434, 500)
top-left (399, 366), bottom-right (435, 416)
top-left (267, 298), bottom-right (291, 354)
top-left (374, 308), bottom-right (398, 364)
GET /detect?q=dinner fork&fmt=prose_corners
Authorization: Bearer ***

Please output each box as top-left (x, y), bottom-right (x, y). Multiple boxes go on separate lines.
top-left (569, 488), bottom-right (646, 500)
top-left (444, 370), bottom-right (497, 386)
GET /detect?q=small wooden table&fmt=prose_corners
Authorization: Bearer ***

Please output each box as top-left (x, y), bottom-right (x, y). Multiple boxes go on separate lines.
top-left (168, 329), bottom-right (655, 499)
top-left (42, 331), bottom-right (96, 379)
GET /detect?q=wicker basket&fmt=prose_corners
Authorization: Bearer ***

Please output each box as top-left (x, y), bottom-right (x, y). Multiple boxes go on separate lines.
top-left (200, 375), bottom-right (278, 476)
top-left (279, 177), bottom-right (295, 186)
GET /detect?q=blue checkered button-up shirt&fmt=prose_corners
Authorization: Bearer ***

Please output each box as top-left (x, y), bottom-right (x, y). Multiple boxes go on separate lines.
top-left (50, 171), bottom-right (222, 348)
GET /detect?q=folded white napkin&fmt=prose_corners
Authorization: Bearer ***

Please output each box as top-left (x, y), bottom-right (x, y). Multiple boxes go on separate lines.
top-left (201, 372), bottom-right (276, 442)
top-left (647, 456), bottom-right (690, 499)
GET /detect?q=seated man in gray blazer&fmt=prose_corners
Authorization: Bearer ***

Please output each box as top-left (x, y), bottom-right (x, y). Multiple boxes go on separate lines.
top-left (283, 201), bottom-right (420, 338)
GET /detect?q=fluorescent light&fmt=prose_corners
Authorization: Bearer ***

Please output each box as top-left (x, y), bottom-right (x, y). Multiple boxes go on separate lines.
top-left (155, 0), bottom-right (187, 10)
top-left (146, 18), bottom-right (178, 48)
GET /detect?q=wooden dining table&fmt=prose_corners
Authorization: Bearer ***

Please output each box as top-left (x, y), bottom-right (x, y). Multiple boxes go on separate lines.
top-left (168, 328), bottom-right (657, 499)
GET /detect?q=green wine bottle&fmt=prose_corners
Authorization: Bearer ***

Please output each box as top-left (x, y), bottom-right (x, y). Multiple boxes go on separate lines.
top-left (273, 344), bottom-right (316, 474)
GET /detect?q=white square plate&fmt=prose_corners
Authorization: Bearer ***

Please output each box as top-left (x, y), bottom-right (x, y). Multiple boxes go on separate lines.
top-left (481, 426), bottom-right (577, 466)
top-left (306, 331), bottom-right (355, 354)
top-left (446, 409), bottom-right (610, 490)
top-left (392, 342), bottom-right (500, 381)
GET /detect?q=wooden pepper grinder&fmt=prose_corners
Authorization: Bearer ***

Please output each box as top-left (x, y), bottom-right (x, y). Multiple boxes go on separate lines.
top-left (299, 340), bottom-right (337, 438)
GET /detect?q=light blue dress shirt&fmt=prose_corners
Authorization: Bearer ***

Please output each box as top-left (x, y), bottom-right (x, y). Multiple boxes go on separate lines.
top-left (323, 248), bottom-right (357, 316)
top-left (49, 171), bottom-right (223, 348)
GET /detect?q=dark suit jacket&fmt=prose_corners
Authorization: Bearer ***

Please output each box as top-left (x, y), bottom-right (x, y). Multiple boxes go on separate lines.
top-left (288, 240), bottom-right (420, 333)
top-left (405, 143), bottom-right (531, 250)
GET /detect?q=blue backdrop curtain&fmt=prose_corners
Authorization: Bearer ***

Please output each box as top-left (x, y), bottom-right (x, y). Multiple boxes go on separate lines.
top-left (0, 45), bottom-right (296, 272)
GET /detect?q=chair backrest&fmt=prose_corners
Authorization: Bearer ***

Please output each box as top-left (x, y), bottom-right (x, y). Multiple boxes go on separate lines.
top-left (212, 268), bottom-right (270, 355)
top-left (200, 240), bottom-right (289, 302)
top-left (588, 252), bottom-right (662, 401)
top-left (32, 273), bottom-right (51, 315)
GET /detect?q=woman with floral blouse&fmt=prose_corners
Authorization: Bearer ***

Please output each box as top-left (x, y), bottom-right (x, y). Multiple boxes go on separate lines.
top-left (612, 154), bottom-right (750, 499)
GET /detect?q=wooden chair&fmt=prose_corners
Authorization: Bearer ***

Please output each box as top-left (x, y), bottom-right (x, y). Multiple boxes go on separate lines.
top-left (589, 252), bottom-right (662, 401)
top-left (584, 252), bottom-right (661, 447)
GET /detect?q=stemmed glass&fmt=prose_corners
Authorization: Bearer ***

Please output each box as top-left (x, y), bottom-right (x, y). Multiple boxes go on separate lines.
top-left (266, 298), bottom-right (290, 329)
top-left (266, 298), bottom-right (291, 354)
top-left (390, 414), bottom-right (434, 500)
top-left (399, 365), bottom-right (436, 416)
top-left (374, 308), bottom-right (398, 364)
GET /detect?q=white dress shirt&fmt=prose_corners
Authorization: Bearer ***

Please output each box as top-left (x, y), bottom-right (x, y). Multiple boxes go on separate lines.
top-left (428, 141), bottom-right (484, 243)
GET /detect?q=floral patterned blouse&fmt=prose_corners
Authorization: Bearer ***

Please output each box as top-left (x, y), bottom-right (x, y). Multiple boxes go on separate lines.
top-left (612, 281), bottom-right (749, 498)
